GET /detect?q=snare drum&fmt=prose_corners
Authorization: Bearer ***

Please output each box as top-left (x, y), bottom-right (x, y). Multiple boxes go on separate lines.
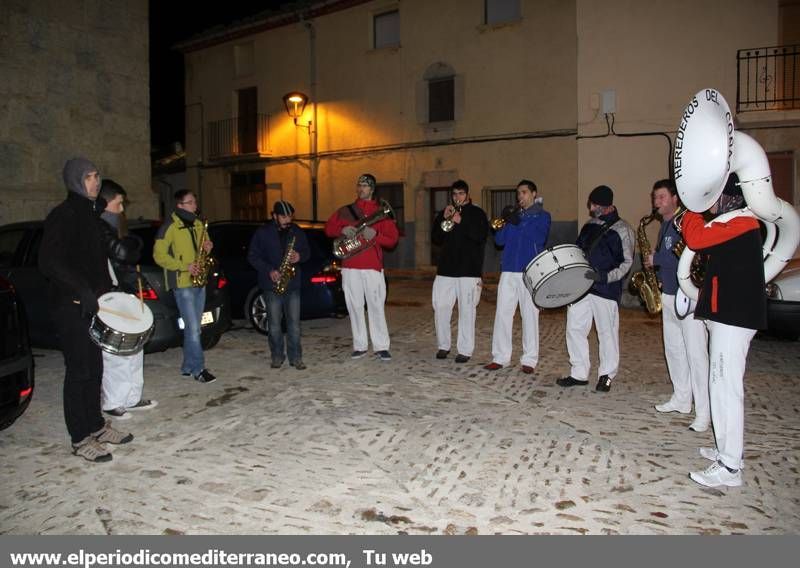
top-left (522, 244), bottom-right (594, 309)
top-left (89, 292), bottom-right (154, 355)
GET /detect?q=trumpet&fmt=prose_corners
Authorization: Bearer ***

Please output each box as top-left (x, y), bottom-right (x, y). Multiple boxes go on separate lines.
top-left (490, 205), bottom-right (520, 230)
top-left (440, 201), bottom-right (463, 232)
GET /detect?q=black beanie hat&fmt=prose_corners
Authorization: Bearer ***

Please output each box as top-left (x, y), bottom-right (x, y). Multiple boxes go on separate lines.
top-left (273, 200), bottom-right (295, 216)
top-left (589, 185), bottom-right (613, 206)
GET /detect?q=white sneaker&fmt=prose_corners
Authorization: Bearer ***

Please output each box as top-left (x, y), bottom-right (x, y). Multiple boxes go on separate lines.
top-left (689, 461), bottom-right (742, 488)
top-left (688, 418), bottom-right (710, 432)
top-left (699, 447), bottom-right (744, 469)
top-left (655, 399), bottom-right (692, 414)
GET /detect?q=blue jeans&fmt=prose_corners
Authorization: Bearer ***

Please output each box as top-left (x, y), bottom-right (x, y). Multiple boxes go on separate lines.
top-left (266, 289), bottom-right (301, 364)
top-left (174, 286), bottom-right (206, 375)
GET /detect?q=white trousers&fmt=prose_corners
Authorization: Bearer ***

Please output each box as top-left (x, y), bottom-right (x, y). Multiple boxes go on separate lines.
top-left (566, 294), bottom-right (619, 380)
top-left (490, 272), bottom-right (540, 367)
top-left (432, 276), bottom-right (482, 356)
top-left (661, 293), bottom-right (709, 419)
top-left (706, 321), bottom-right (756, 470)
top-left (101, 350), bottom-right (144, 411)
top-left (342, 268), bottom-right (390, 352)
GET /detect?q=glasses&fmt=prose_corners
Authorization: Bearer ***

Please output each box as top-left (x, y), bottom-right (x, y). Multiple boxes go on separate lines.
top-left (178, 199), bottom-right (196, 205)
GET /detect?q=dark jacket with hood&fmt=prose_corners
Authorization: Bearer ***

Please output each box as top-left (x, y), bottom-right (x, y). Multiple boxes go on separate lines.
top-left (494, 202), bottom-right (551, 272)
top-left (39, 158), bottom-right (112, 311)
top-left (431, 200), bottom-right (489, 277)
top-left (576, 208), bottom-right (635, 303)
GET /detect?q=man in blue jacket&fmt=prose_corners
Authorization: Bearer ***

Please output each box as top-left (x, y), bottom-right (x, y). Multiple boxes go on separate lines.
top-left (557, 185), bottom-right (634, 392)
top-left (484, 180), bottom-right (551, 373)
top-left (247, 201), bottom-right (310, 370)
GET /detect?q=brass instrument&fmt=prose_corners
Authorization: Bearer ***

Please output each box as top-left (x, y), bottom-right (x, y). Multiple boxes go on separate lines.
top-left (332, 200), bottom-right (395, 259)
top-left (671, 206), bottom-right (705, 288)
top-left (440, 202), bottom-right (463, 232)
top-left (630, 209), bottom-right (662, 315)
top-left (274, 235), bottom-right (296, 295)
top-left (490, 205), bottom-right (520, 231)
top-left (190, 219), bottom-right (215, 288)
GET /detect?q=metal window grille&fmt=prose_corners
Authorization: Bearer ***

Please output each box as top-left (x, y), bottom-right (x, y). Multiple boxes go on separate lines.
top-left (737, 45), bottom-right (800, 112)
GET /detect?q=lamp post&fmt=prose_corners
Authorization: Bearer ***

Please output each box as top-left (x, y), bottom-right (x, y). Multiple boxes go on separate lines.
top-left (282, 91), bottom-right (318, 221)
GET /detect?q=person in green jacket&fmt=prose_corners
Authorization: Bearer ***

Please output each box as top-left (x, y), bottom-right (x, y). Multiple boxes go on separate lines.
top-left (153, 189), bottom-right (216, 383)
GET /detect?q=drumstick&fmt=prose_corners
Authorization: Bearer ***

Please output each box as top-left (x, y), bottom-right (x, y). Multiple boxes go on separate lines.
top-left (136, 264), bottom-right (144, 313)
top-left (99, 306), bottom-right (140, 321)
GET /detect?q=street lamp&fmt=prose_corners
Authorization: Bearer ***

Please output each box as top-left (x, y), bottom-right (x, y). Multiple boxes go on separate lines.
top-left (282, 91), bottom-right (318, 221)
top-left (282, 91), bottom-right (310, 128)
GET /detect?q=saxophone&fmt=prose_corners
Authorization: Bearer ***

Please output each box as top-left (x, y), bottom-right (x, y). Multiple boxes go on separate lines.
top-left (630, 209), bottom-right (662, 315)
top-left (190, 219), bottom-right (215, 288)
top-left (274, 235), bottom-right (296, 295)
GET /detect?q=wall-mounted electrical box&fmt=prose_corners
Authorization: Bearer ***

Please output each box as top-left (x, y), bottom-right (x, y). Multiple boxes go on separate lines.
top-left (601, 89), bottom-right (616, 114)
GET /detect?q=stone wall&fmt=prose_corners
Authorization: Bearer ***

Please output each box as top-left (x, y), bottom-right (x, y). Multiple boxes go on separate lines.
top-left (0, 0), bottom-right (154, 225)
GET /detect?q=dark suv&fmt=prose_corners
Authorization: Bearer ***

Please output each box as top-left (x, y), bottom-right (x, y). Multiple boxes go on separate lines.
top-left (0, 220), bottom-right (231, 353)
top-left (208, 220), bottom-right (346, 333)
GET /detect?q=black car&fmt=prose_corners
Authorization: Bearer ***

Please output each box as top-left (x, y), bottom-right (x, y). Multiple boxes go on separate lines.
top-left (208, 220), bottom-right (346, 333)
top-left (0, 275), bottom-right (34, 431)
top-left (0, 220), bottom-right (231, 353)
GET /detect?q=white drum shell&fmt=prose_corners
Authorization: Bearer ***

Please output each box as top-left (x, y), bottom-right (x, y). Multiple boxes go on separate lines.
top-left (89, 292), bottom-right (155, 356)
top-left (523, 245), bottom-right (593, 309)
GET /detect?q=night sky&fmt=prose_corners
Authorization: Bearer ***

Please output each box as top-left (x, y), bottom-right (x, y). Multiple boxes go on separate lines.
top-left (148, 1), bottom-right (293, 150)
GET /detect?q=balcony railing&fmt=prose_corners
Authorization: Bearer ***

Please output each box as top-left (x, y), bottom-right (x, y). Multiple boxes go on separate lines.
top-left (737, 44), bottom-right (800, 112)
top-left (207, 114), bottom-right (271, 160)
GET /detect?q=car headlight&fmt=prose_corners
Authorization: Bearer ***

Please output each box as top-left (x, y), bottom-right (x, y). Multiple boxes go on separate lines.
top-left (765, 282), bottom-right (782, 300)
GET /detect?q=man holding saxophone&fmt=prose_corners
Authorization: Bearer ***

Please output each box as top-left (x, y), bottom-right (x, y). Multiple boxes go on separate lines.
top-left (154, 189), bottom-right (216, 383)
top-left (644, 179), bottom-right (709, 432)
top-left (247, 201), bottom-right (310, 370)
top-left (325, 174), bottom-right (399, 361)
top-left (431, 179), bottom-right (489, 363)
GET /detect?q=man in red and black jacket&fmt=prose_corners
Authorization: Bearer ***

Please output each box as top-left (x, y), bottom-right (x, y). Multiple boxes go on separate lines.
top-left (681, 174), bottom-right (766, 488)
top-left (325, 174), bottom-right (399, 361)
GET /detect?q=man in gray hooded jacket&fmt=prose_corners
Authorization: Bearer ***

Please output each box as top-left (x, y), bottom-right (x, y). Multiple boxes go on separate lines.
top-left (39, 158), bottom-right (133, 462)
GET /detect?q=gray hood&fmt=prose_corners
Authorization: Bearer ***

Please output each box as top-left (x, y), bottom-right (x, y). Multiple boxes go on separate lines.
top-left (62, 157), bottom-right (99, 198)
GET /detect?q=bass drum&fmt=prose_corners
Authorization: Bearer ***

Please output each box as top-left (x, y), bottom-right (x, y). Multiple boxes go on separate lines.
top-left (523, 244), bottom-right (594, 309)
top-left (89, 292), bottom-right (154, 355)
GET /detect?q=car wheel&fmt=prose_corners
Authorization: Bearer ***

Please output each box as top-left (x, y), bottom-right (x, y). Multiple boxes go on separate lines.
top-left (201, 332), bottom-right (221, 350)
top-left (245, 287), bottom-right (268, 335)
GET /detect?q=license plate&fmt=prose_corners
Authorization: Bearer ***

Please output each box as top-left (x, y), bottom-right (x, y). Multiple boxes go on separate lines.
top-left (177, 311), bottom-right (214, 329)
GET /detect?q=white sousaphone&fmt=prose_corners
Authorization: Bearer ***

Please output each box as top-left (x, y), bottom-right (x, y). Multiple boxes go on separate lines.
top-left (672, 88), bottom-right (800, 316)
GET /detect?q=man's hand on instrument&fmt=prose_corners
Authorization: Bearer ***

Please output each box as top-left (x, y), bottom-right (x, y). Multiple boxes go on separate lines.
top-left (289, 250), bottom-right (300, 263)
top-left (444, 205), bottom-right (455, 217)
top-left (452, 211), bottom-right (462, 225)
top-left (203, 239), bottom-right (213, 253)
top-left (362, 226), bottom-right (376, 240)
top-left (79, 289), bottom-right (99, 318)
top-left (188, 262), bottom-right (200, 276)
top-left (270, 269), bottom-right (280, 283)
top-left (644, 253), bottom-right (654, 270)
top-left (342, 226), bottom-right (357, 238)
top-left (585, 269), bottom-right (607, 283)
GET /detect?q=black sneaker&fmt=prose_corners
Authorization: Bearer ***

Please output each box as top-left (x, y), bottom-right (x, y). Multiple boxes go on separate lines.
top-left (556, 376), bottom-right (589, 387)
top-left (377, 350), bottom-right (392, 361)
top-left (194, 369), bottom-right (217, 383)
top-left (351, 350), bottom-right (368, 359)
top-left (292, 360), bottom-right (307, 370)
top-left (454, 354), bottom-right (470, 363)
top-left (270, 359), bottom-right (283, 369)
top-left (436, 349), bottom-right (449, 359)
top-left (596, 375), bottom-right (612, 392)
top-left (181, 372), bottom-right (191, 379)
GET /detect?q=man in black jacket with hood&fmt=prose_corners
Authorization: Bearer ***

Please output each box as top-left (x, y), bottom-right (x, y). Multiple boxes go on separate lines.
top-left (431, 179), bottom-right (489, 363)
top-left (39, 158), bottom-right (133, 463)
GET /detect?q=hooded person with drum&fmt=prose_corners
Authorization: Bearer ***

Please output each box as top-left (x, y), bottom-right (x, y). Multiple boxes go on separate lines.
top-left (39, 158), bottom-right (134, 463)
top-left (556, 185), bottom-right (635, 393)
top-left (483, 179), bottom-right (551, 374)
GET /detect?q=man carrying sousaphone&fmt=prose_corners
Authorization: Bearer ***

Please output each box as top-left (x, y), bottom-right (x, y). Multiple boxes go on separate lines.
top-left (557, 185), bottom-right (634, 392)
top-left (325, 174), bottom-right (399, 361)
top-left (484, 179), bottom-right (551, 373)
top-left (431, 179), bottom-right (489, 363)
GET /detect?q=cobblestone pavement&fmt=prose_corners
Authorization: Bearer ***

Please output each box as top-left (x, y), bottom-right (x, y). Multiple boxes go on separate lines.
top-left (2, 280), bottom-right (799, 535)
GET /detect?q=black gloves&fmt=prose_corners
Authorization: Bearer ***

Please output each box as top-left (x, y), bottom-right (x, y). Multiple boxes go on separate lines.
top-left (79, 289), bottom-right (99, 318)
top-left (585, 270), bottom-right (607, 283)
